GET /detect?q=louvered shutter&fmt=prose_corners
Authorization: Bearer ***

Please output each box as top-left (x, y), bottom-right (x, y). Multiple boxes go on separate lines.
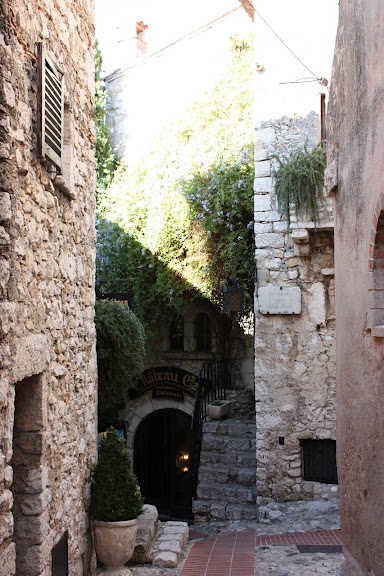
top-left (37, 43), bottom-right (64, 172)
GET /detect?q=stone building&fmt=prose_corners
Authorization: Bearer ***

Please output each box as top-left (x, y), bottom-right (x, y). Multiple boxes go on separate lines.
top-left (0, 1), bottom-right (97, 575)
top-left (252, 0), bottom-right (339, 503)
top-left (326, 1), bottom-right (384, 574)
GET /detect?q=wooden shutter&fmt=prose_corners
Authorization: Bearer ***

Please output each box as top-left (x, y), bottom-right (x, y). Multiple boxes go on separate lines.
top-left (37, 43), bottom-right (64, 172)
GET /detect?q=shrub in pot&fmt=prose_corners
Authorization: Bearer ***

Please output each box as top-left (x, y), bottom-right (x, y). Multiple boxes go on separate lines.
top-left (90, 427), bottom-right (144, 574)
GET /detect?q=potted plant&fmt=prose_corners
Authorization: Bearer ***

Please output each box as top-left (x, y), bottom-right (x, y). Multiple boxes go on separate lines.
top-left (90, 427), bottom-right (144, 574)
top-left (208, 399), bottom-right (232, 420)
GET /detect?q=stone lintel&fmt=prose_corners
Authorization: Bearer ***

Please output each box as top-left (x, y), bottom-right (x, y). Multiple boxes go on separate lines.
top-left (11, 334), bottom-right (49, 384)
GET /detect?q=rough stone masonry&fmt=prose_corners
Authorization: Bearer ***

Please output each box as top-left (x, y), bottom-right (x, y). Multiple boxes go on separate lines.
top-left (254, 112), bottom-right (337, 503)
top-left (0, 1), bottom-right (97, 575)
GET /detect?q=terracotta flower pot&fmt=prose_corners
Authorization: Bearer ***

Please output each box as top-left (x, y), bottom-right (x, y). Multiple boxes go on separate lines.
top-left (93, 518), bottom-right (138, 574)
top-left (208, 400), bottom-right (232, 420)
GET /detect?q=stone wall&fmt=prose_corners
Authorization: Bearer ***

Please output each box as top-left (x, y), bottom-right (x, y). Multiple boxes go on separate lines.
top-left (0, 1), bottom-right (97, 575)
top-left (254, 113), bottom-right (337, 502)
top-left (327, 1), bottom-right (384, 574)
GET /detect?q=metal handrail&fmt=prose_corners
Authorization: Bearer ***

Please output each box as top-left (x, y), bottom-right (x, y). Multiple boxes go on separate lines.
top-left (191, 360), bottom-right (231, 495)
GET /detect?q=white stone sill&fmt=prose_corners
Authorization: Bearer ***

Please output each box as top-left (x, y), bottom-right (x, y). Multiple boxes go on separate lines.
top-left (290, 219), bottom-right (334, 231)
top-left (371, 325), bottom-right (384, 338)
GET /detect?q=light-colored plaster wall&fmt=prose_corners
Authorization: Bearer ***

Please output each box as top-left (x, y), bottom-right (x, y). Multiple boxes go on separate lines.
top-left (327, 1), bottom-right (384, 574)
top-left (0, 1), bottom-right (97, 574)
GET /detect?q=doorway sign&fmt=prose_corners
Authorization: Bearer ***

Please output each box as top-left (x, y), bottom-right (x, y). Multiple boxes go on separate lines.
top-left (129, 366), bottom-right (198, 399)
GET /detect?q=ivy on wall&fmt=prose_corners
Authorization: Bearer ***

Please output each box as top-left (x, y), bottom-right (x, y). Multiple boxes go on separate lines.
top-left (96, 34), bottom-right (255, 334)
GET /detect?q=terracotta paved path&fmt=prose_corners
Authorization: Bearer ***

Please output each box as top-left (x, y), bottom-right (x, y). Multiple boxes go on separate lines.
top-left (181, 529), bottom-right (342, 576)
top-left (181, 530), bottom-right (255, 576)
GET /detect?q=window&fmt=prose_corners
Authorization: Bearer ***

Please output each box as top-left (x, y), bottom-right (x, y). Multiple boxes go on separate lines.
top-left (37, 42), bottom-right (64, 172)
top-left (170, 314), bottom-right (184, 351)
top-left (301, 439), bottom-right (338, 484)
top-left (369, 209), bottom-right (384, 336)
top-left (195, 313), bottom-right (211, 351)
top-left (52, 532), bottom-right (68, 576)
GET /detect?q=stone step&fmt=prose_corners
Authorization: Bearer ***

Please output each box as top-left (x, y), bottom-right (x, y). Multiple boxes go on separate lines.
top-left (202, 419), bottom-right (255, 438)
top-left (149, 521), bottom-right (189, 568)
top-left (131, 504), bottom-right (158, 564)
top-left (198, 465), bottom-right (255, 486)
top-left (199, 449), bottom-right (256, 469)
top-left (194, 413), bottom-right (256, 522)
top-left (129, 506), bottom-right (189, 569)
top-left (192, 499), bottom-right (258, 522)
top-left (196, 481), bottom-right (256, 505)
top-left (201, 432), bottom-right (256, 453)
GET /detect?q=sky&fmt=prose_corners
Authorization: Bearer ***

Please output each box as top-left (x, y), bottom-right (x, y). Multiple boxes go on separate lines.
top-left (95, 0), bottom-right (240, 73)
top-left (129, 0), bottom-right (240, 46)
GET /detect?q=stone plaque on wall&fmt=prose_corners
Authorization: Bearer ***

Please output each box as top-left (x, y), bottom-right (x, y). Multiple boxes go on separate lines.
top-left (258, 286), bottom-right (301, 315)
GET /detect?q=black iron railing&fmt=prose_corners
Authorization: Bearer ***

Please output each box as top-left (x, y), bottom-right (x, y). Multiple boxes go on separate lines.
top-left (191, 360), bottom-right (231, 495)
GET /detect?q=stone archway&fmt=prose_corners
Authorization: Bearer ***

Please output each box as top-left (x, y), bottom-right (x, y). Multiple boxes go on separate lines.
top-left (119, 376), bottom-right (196, 520)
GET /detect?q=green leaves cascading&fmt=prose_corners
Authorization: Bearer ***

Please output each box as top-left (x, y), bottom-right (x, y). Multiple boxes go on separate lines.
top-left (274, 143), bottom-right (327, 228)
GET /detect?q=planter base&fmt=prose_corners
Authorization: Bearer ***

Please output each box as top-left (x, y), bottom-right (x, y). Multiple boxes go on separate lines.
top-left (208, 400), bottom-right (232, 420)
top-left (93, 519), bottom-right (138, 573)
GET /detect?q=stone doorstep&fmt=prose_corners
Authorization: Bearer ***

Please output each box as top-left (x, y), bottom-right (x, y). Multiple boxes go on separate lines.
top-left (129, 506), bottom-right (189, 568)
top-left (130, 505), bottom-right (158, 564)
top-left (149, 521), bottom-right (189, 568)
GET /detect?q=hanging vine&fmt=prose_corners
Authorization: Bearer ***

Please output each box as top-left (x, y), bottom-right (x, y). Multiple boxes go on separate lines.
top-left (274, 143), bottom-right (327, 228)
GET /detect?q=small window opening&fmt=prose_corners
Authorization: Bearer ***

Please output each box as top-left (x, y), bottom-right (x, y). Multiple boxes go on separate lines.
top-left (170, 314), bottom-right (184, 351)
top-left (195, 313), bottom-right (211, 351)
top-left (52, 531), bottom-right (68, 576)
top-left (301, 439), bottom-right (338, 484)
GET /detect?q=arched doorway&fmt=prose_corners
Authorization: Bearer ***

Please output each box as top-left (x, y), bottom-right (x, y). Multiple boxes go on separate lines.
top-left (134, 409), bottom-right (193, 521)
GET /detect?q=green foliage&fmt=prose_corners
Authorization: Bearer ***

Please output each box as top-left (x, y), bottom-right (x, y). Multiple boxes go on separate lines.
top-left (183, 148), bottom-right (255, 304)
top-left (96, 34), bottom-right (255, 331)
top-left (95, 41), bottom-right (119, 203)
top-left (91, 427), bottom-right (144, 522)
top-left (274, 143), bottom-right (327, 228)
top-left (95, 300), bottom-right (146, 430)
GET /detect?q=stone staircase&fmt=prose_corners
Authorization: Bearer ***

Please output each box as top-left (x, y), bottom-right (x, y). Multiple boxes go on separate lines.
top-left (192, 416), bottom-right (257, 521)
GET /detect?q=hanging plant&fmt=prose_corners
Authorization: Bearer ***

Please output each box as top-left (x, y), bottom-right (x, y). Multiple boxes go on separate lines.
top-left (274, 143), bottom-right (327, 228)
